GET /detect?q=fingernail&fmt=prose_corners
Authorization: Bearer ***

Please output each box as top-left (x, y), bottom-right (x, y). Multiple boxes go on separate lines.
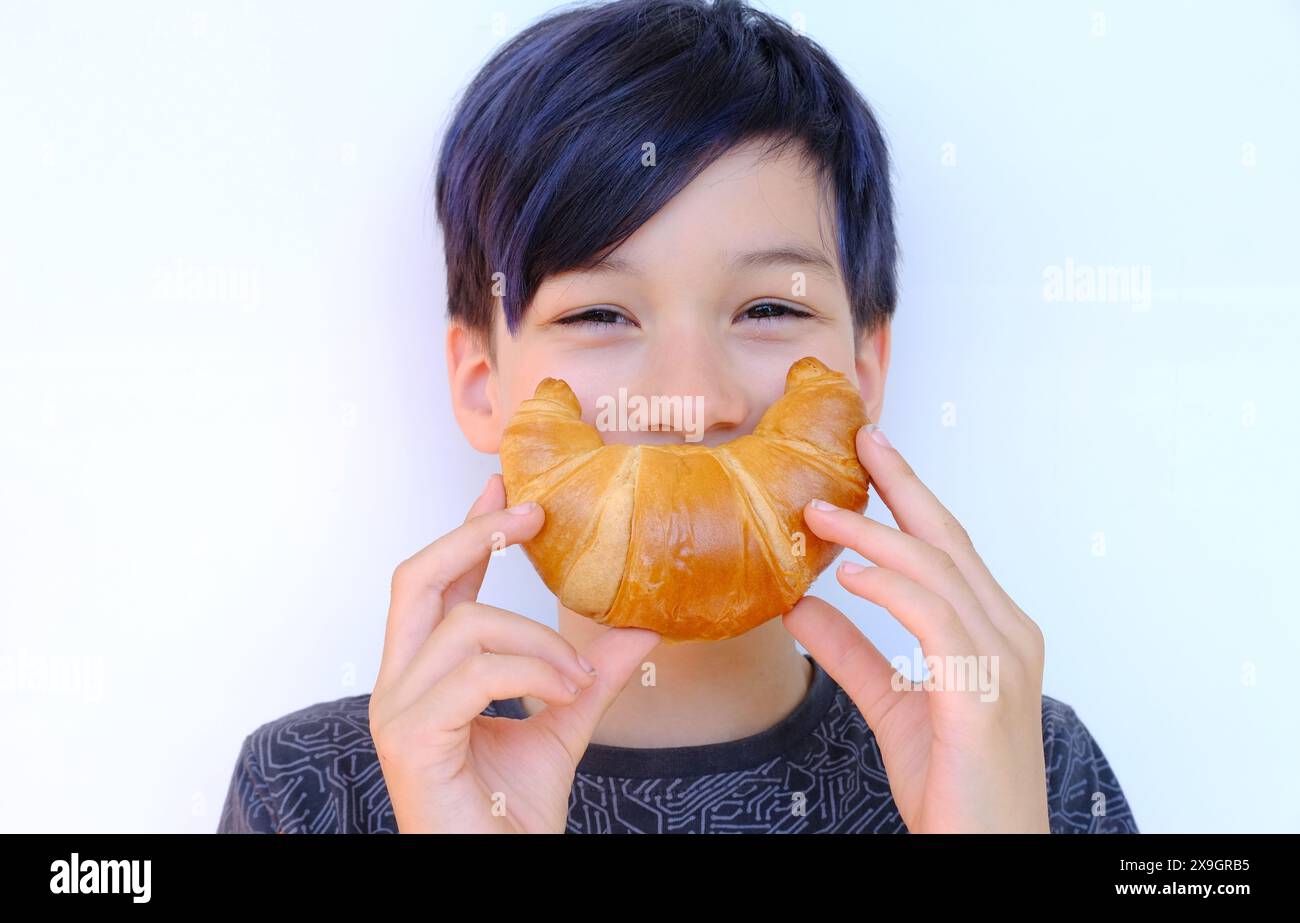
top-left (505, 501), bottom-right (536, 515)
top-left (561, 675), bottom-right (579, 694)
top-left (809, 498), bottom-right (839, 511)
top-left (839, 561), bottom-right (865, 574)
top-left (577, 654), bottom-right (597, 675)
top-left (865, 423), bottom-right (892, 448)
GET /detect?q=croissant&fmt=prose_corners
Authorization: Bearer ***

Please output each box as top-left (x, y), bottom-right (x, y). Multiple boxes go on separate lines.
top-left (498, 356), bottom-right (872, 642)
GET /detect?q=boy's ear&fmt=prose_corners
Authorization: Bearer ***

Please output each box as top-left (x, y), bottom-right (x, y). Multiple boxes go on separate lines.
top-left (446, 320), bottom-right (501, 453)
top-left (853, 320), bottom-right (890, 424)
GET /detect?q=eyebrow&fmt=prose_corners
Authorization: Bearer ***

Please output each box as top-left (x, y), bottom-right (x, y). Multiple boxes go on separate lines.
top-left (581, 243), bottom-right (840, 281)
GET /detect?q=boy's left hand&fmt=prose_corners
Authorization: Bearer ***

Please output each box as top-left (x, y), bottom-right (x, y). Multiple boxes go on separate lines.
top-left (784, 424), bottom-right (1051, 833)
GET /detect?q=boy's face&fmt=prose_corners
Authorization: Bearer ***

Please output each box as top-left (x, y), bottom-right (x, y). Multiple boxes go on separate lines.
top-left (448, 137), bottom-right (889, 452)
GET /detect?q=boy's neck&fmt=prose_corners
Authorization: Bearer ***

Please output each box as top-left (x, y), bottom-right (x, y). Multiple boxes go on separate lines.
top-left (518, 605), bottom-right (815, 749)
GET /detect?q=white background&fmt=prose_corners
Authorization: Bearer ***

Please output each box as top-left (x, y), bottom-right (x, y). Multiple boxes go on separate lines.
top-left (1, 0), bottom-right (1296, 832)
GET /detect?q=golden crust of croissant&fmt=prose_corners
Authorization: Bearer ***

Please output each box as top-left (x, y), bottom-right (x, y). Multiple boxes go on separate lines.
top-left (498, 356), bottom-right (872, 642)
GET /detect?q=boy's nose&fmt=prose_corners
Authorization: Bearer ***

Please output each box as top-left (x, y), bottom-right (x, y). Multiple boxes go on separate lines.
top-left (628, 349), bottom-right (751, 447)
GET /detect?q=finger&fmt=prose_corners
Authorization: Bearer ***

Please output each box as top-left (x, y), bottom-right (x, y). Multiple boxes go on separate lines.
top-left (832, 560), bottom-right (977, 658)
top-left (852, 424), bottom-right (1027, 639)
top-left (384, 600), bottom-right (598, 715)
top-left (802, 499), bottom-right (1005, 651)
top-left (533, 625), bottom-right (662, 760)
top-left (380, 499), bottom-right (545, 687)
top-left (443, 474), bottom-right (507, 613)
top-left (410, 653), bottom-right (591, 735)
top-left (781, 595), bottom-right (908, 730)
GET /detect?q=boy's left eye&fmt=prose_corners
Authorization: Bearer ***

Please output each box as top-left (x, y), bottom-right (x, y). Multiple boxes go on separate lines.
top-left (739, 302), bottom-right (814, 324)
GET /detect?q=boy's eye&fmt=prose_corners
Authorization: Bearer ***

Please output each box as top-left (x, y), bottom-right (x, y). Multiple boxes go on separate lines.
top-left (740, 302), bottom-right (814, 324)
top-left (554, 302), bottom-right (813, 329)
top-left (554, 307), bottom-right (633, 328)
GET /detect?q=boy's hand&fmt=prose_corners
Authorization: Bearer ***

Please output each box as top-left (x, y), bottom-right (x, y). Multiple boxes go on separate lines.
top-left (369, 474), bottom-right (660, 833)
top-left (785, 425), bottom-right (1051, 833)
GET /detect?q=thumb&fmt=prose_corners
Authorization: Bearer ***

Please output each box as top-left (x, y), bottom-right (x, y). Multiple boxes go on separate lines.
top-left (782, 595), bottom-right (904, 731)
top-left (539, 625), bottom-right (661, 757)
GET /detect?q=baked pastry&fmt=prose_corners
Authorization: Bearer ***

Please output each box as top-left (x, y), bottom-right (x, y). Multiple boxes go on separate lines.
top-left (498, 356), bottom-right (871, 642)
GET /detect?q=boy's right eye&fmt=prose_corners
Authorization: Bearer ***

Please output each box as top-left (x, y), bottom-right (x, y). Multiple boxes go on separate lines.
top-left (554, 307), bottom-right (635, 328)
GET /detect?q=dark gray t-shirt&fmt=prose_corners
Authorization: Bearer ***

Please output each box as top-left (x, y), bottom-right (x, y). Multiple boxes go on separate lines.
top-left (217, 653), bottom-right (1138, 833)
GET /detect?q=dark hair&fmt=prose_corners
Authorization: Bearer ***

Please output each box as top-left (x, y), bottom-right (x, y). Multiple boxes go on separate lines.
top-left (434, 0), bottom-right (897, 353)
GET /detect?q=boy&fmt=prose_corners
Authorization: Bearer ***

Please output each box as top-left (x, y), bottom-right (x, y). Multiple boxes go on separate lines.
top-left (218, 0), bottom-right (1138, 834)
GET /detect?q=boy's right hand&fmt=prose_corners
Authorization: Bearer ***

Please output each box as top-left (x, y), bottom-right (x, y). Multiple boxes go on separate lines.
top-left (369, 473), bottom-right (660, 833)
